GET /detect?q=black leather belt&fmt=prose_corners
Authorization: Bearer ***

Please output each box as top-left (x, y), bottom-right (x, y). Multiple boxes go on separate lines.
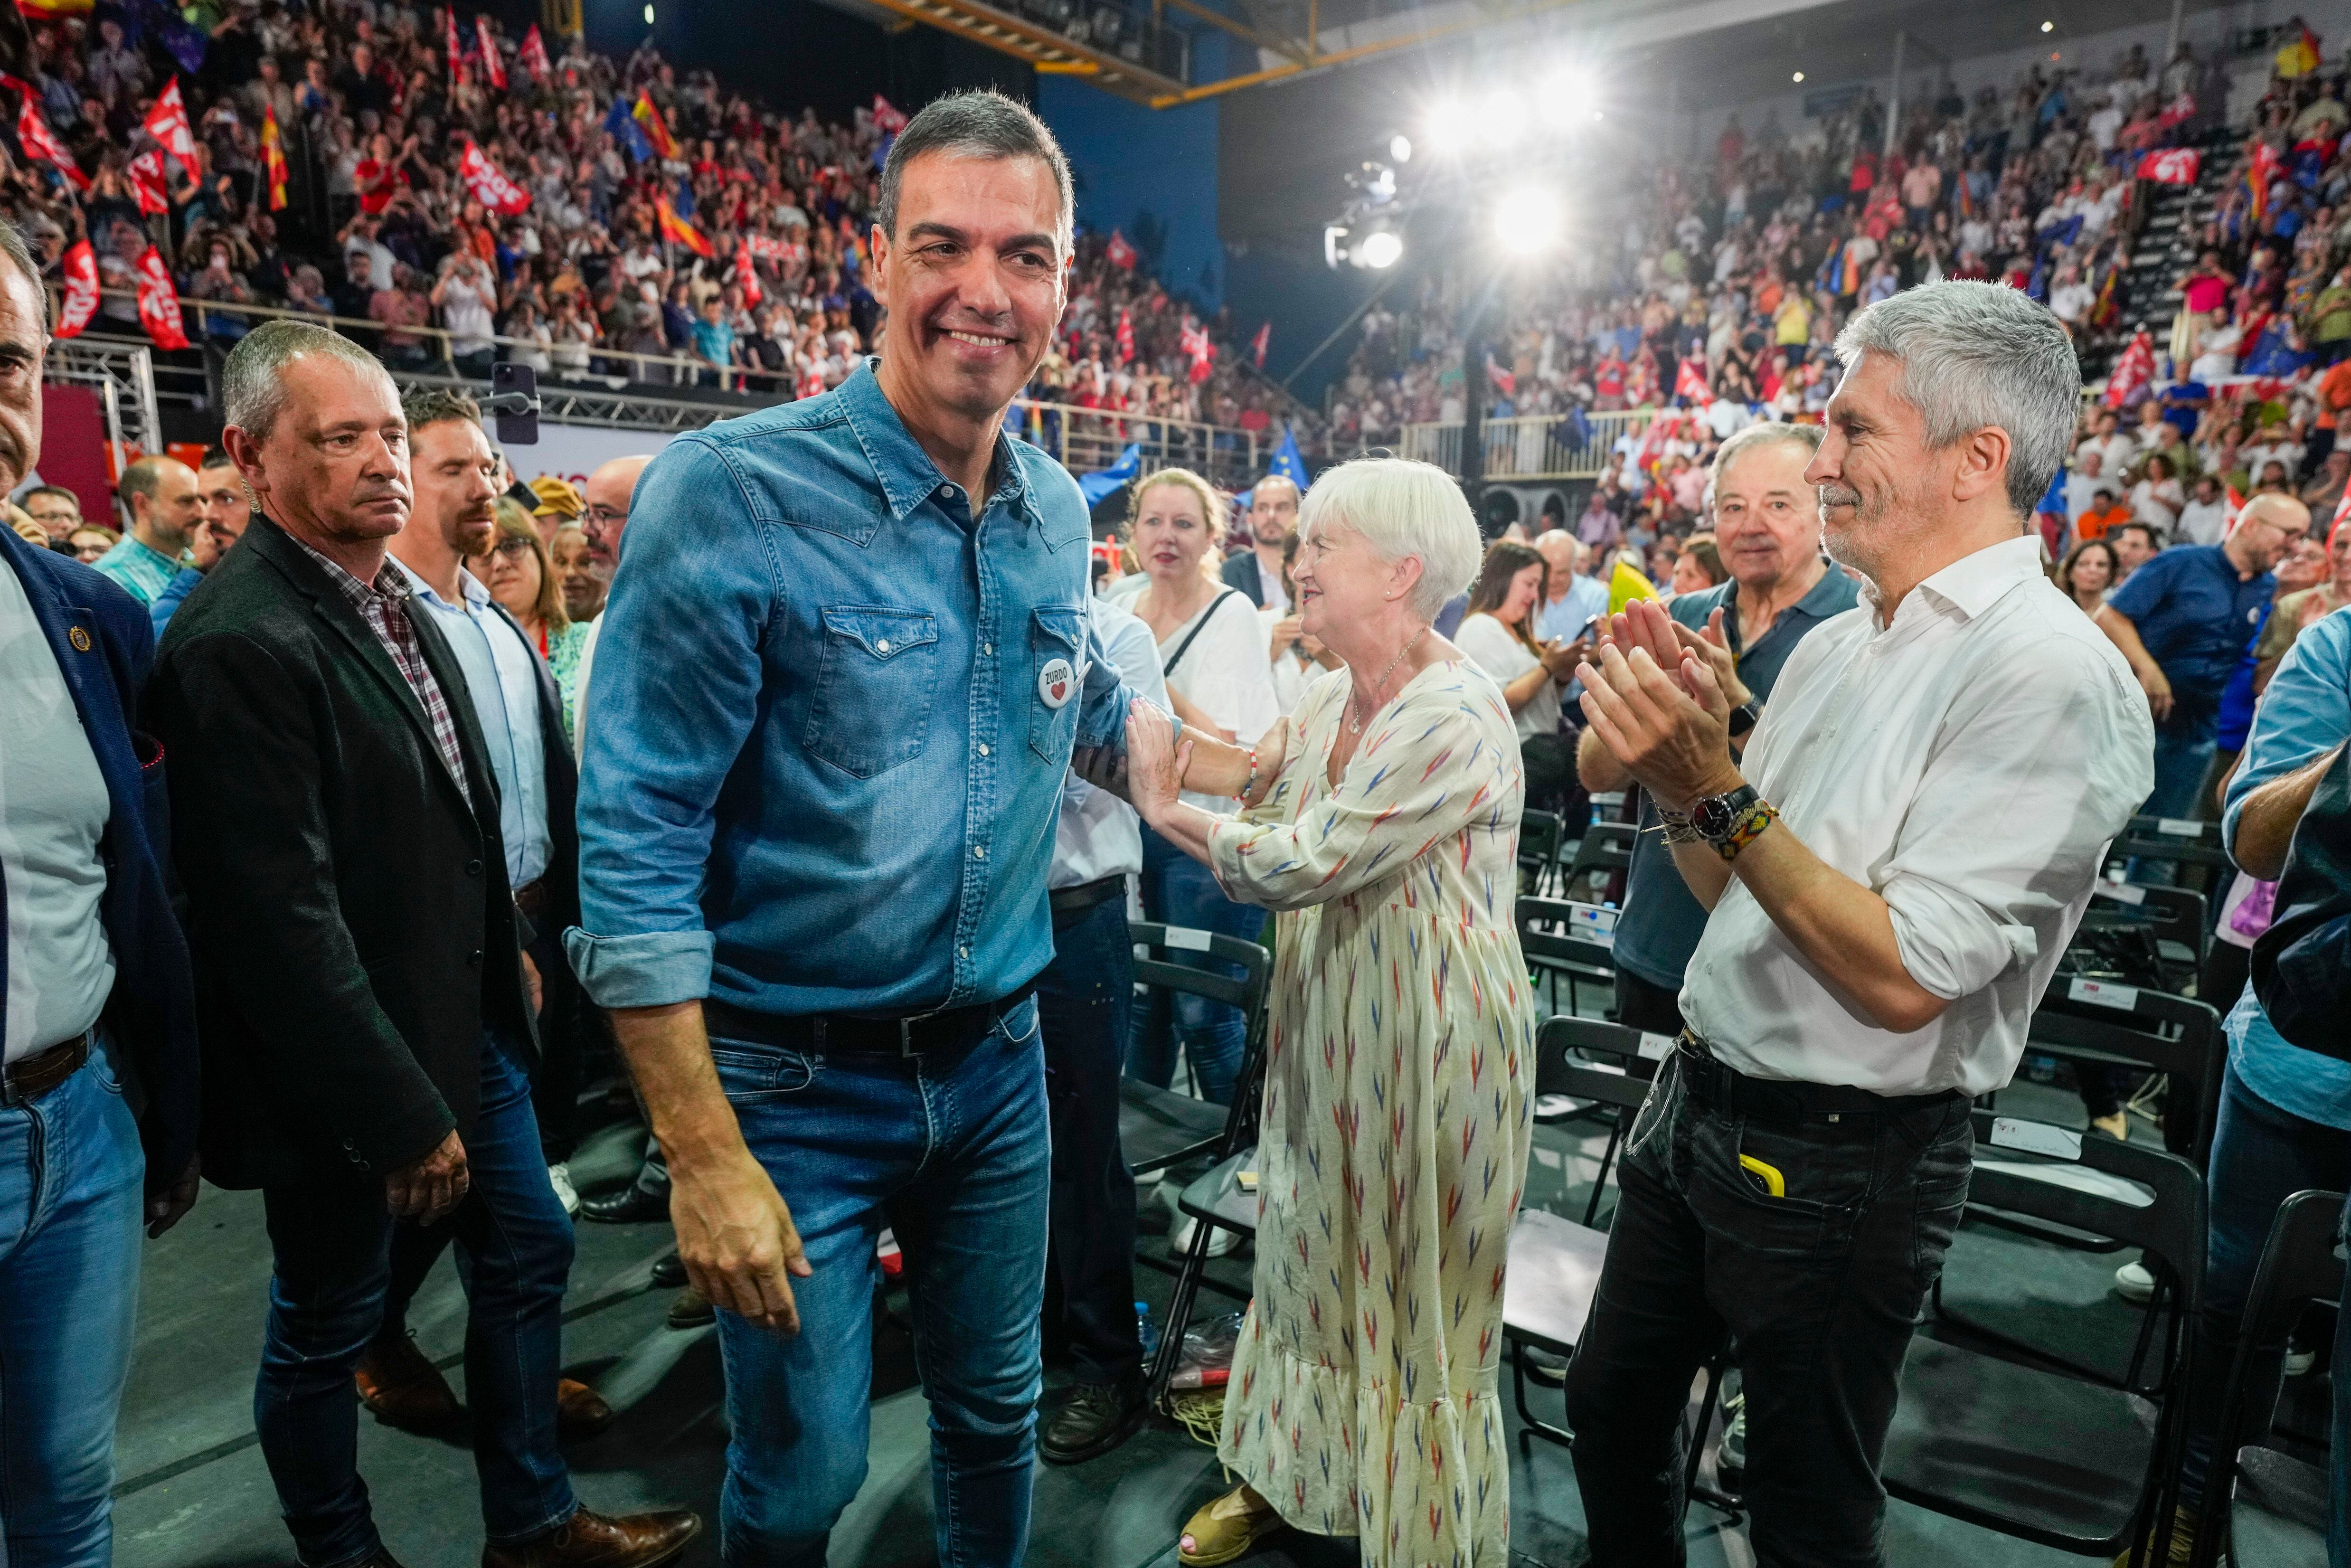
top-left (705, 989), bottom-right (1034, 1060)
top-left (2, 1028), bottom-right (92, 1106)
top-left (1674, 1030), bottom-right (1964, 1127)
top-left (512, 878), bottom-right (549, 922)
top-left (1049, 875), bottom-right (1126, 918)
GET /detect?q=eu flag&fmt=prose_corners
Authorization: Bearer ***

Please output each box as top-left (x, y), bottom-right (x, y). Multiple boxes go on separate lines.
top-left (604, 96), bottom-right (653, 162)
top-left (1268, 426), bottom-right (1311, 492)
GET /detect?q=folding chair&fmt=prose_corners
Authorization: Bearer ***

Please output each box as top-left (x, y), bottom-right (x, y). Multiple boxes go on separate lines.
top-left (1519, 895), bottom-right (1618, 1020)
top-left (1883, 1108), bottom-right (2207, 1564)
top-left (1116, 920), bottom-right (1271, 1180)
top-left (1942, 988), bottom-right (2223, 1392)
top-left (1503, 1020), bottom-right (1733, 1515)
top-left (2083, 881), bottom-right (2213, 998)
top-left (1518, 808), bottom-right (1563, 897)
top-left (2189, 1188), bottom-right (2345, 1568)
top-left (2109, 814), bottom-right (2234, 878)
top-left (1563, 820), bottom-right (1637, 894)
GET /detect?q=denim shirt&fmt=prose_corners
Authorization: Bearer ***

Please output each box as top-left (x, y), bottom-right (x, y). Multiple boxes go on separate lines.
top-left (565, 360), bottom-right (1140, 1016)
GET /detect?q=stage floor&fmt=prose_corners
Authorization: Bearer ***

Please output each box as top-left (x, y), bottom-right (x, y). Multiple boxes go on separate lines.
top-left (113, 1079), bottom-right (2257, 1568)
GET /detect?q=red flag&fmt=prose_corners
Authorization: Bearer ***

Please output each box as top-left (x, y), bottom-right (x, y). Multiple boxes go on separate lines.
top-left (2104, 327), bottom-right (2155, 410)
top-left (871, 94), bottom-right (906, 134)
top-left (519, 24), bottom-right (551, 82)
top-left (2331, 483), bottom-right (2351, 544)
top-left (1250, 321), bottom-right (1269, 368)
top-left (2248, 140), bottom-right (2282, 224)
top-left (2138, 147), bottom-right (2201, 186)
top-left (1104, 229), bottom-right (1137, 270)
top-left (15, 92), bottom-right (86, 190)
top-left (1180, 317), bottom-right (1213, 383)
top-left (1675, 358), bottom-right (1710, 403)
top-left (262, 104), bottom-right (288, 210)
top-left (634, 92), bottom-right (679, 161)
top-left (135, 246), bottom-right (189, 350)
top-left (141, 77), bottom-right (198, 170)
top-left (1114, 307), bottom-right (1134, 365)
top-left (55, 238), bottom-right (97, 339)
top-left (459, 140), bottom-right (530, 216)
top-left (657, 197), bottom-right (712, 258)
top-left (474, 16), bottom-right (507, 90)
top-left (444, 7), bottom-right (467, 85)
top-left (125, 149), bottom-right (170, 215)
top-left (1486, 358), bottom-right (1516, 398)
top-left (731, 242), bottom-right (762, 307)
top-left (797, 360), bottom-right (827, 400)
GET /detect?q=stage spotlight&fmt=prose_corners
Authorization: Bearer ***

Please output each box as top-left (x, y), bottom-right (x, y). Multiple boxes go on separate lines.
top-left (1486, 91), bottom-right (1533, 146)
top-left (1792, 70), bottom-right (1805, 82)
top-left (1390, 133), bottom-right (1413, 163)
top-left (1494, 188), bottom-right (1562, 255)
top-left (1360, 229), bottom-right (1403, 269)
top-left (1537, 66), bottom-right (1595, 126)
top-left (643, 2), bottom-right (654, 19)
top-left (2040, 19), bottom-right (2054, 30)
top-left (1426, 98), bottom-right (1474, 151)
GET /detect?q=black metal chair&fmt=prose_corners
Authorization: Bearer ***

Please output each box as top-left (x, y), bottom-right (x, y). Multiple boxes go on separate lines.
top-left (1116, 920), bottom-right (1271, 1180)
top-left (2081, 881), bottom-right (2213, 998)
top-left (1883, 1108), bottom-right (2207, 1564)
top-left (1519, 808), bottom-right (1563, 897)
top-left (2109, 814), bottom-right (2234, 877)
top-left (1519, 895), bottom-right (1619, 1020)
top-left (1562, 820), bottom-right (1637, 895)
top-left (2188, 1189), bottom-right (2344, 1568)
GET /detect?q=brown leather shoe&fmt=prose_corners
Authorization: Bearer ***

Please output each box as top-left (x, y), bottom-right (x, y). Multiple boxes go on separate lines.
top-left (481, 1507), bottom-right (702, 1568)
top-left (355, 1332), bottom-right (463, 1434)
top-left (665, 1287), bottom-right (714, 1330)
top-left (556, 1378), bottom-right (615, 1440)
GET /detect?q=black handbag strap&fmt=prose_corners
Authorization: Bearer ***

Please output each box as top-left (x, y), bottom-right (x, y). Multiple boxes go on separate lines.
top-left (1161, 588), bottom-right (1241, 681)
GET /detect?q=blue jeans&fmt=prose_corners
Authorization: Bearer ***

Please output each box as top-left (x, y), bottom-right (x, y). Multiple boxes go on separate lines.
top-left (0, 1040), bottom-right (144, 1568)
top-left (711, 997), bottom-right (1049, 1568)
top-left (1037, 896), bottom-right (1142, 1385)
top-left (2178, 1060), bottom-right (2351, 1509)
top-left (2334, 1194), bottom-right (2351, 1568)
top-left (1125, 825), bottom-right (1263, 1106)
top-left (254, 1031), bottom-right (578, 1567)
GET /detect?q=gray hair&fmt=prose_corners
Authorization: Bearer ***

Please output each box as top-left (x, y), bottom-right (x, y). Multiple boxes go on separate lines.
top-left (0, 220), bottom-right (41, 298)
top-left (221, 320), bottom-right (393, 443)
top-left (1832, 280), bottom-right (2079, 518)
top-left (877, 91), bottom-right (1073, 251)
top-left (1711, 420), bottom-right (1822, 485)
top-left (1297, 456), bottom-right (1481, 623)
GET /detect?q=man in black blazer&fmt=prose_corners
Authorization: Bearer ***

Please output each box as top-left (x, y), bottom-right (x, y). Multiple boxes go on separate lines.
top-left (1218, 472), bottom-right (1299, 610)
top-left (148, 320), bottom-right (698, 1568)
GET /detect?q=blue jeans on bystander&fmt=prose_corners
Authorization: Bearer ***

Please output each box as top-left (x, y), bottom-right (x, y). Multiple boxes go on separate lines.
top-left (1125, 825), bottom-right (1263, 1106)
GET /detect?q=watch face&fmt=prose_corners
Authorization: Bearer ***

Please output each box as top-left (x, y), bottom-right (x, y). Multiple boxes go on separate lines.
top-left (1695, 796), bottom-right (1735, 837)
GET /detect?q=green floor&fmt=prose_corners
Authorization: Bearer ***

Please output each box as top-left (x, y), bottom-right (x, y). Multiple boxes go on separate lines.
top-left (111, 1063), bottom-right (2253, 1568)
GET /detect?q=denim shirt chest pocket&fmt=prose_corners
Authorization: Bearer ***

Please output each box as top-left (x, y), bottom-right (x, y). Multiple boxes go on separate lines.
top-left (1029, 606), bottom-right (1086, 763)
top-left (807, 605), bottom-right (941, 778)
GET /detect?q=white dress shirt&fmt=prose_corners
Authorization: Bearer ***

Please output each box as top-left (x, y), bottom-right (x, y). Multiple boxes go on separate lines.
top-left (1052, 599), bottom-right (1167, 889)
top-left (392, 559), bottom-right (553, 890)
top-left (1680, 533), bottom-right (2154, 1096)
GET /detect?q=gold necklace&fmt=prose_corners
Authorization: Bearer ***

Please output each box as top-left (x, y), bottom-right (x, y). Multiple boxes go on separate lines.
top-left (1350, 626), bottom-right (1427, 735)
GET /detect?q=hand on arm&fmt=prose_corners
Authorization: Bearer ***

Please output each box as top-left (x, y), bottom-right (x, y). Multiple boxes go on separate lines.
top-left (610, 1002), bottom-right (810, 1334)
top-left (2232, 742), bottom-right (2347, 880)
top-left (2093, 605), bottom-right (2172, 722)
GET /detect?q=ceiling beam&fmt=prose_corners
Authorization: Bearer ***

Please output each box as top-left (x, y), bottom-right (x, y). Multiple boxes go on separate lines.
top-left (854, 0), bottom-right (1192, 103)
top-left (1147, 0), bottom-right (1586, 105)
top-left (1158, 0), bottom-right (1311, 65)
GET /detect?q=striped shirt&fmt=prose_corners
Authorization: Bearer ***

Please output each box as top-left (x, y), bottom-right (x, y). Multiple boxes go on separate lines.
top-left (290, 536), bottom-right (473, 812)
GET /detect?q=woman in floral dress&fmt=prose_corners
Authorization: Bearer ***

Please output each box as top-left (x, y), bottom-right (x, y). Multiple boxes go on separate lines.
top-left (1121, 457), bottom-right (1536, 1568)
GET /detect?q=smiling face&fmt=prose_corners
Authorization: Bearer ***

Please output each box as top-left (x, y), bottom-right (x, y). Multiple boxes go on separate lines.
top-left (870, 148), bottom-right (1067, 427)
top-left (1132, 479), bottom-right (1211, 585)
top-left (1712, 437), bottom-right (1821, 594)
top-left (551, 525), bottom-right (603, 620)
top-left (1293, 522), bottom-right (1413, 647)
top-left (1805, 350), bottom-right (1950, 587)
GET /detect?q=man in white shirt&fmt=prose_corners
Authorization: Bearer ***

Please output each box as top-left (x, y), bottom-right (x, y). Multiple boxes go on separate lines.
top-left (1533, 527), bottom-right (1609, 642)
top-left (1035, 598), bottom-right (1167, 1467)
top-left (2080, 407), bottom-right (2138, 479)
top-left (2177, 473), bottom-right (2234, 546)
top-left (1566, 281), bottom-right (2153, 1566)
top-left (2064, 446), bottom-right (2109, 522)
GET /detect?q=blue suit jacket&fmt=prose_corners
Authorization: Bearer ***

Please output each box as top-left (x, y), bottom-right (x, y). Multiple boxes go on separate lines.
top-left (0, 524), bottom-right (199, 1187)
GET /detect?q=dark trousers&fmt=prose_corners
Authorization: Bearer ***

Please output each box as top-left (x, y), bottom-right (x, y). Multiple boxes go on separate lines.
top-left (1036, 894), bottom-right (1143, 1385)
top-left (254, 1030), bottom-right (578, 1567)
top-left (1565, 1052), bottom-right (1974, 1567)
top-left (1612, 966), bottom-right (1687, 1035)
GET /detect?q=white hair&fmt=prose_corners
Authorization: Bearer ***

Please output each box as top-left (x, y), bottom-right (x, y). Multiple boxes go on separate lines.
top-left (1832, 280), bottom-right (2080, 518)
top-left (1296, 457), bottom-right (1482, 623)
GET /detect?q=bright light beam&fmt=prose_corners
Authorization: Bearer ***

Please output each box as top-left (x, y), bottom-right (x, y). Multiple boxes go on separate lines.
top-left (1495, 188), bottom-right (1563, 255)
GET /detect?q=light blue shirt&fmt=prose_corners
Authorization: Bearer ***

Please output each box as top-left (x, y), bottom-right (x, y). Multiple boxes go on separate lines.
top-left (1051, 599), bottom-right (1167, 889)
top-left (391, 558), bottom-right (551, 890)
top-left (2219, 607), bottom-right (2351, 1126)
top-left (92, 535), bottom-right (184, 606)
top-left (566, 359), bottom-right (1150, 1016)
top-left (1534, 573), bottom-right (1610, 645)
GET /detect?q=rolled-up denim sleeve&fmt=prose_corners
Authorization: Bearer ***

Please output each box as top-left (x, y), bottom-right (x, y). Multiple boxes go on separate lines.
top-left (1072, 611), bottom-right (1179, 752)
top-left (565, 437), bottom-right (774, 1009)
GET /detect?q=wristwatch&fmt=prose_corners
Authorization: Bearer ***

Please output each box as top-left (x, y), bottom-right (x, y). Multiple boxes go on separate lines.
top-left (1726, 699), bottom-right (1762, 738)
top-left (1692, 783), bottom-right (1780, 861)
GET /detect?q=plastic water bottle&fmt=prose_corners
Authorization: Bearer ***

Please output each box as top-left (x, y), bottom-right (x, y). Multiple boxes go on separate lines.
top-left (1135, 1300), bottom-right (1160, 1359)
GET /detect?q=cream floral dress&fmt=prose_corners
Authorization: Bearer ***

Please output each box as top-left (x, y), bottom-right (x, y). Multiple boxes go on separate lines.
top-left (1203, 659), bottom-right (1535, 1568)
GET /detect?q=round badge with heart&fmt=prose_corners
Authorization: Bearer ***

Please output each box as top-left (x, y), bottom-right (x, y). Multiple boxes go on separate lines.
top-left (1038, 656), bottom-right (1075, 709)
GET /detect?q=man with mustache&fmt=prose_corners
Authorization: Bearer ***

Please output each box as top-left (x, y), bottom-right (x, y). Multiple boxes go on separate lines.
top-left (1567, 281), bottom-right (2154, 1566)
top-left (148, 322), bottom-right (699, 1568)
top-left (568, 92), bottom-right (1257, 1566)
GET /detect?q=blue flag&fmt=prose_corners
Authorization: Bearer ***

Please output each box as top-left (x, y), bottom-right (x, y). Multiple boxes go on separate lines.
top-left (146, 0), bottom-right (206, 73)
top-left (1268, 426), bottom-right (1311, 492)
top-left (1078, 444), bottom-right (1142, 506)
top-left (604, 96), bottom-right (653, 162)
top-left (672, 177), bottom-right (694, 220)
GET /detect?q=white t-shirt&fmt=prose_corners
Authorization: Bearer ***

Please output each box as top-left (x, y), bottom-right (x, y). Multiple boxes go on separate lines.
top-left (2176, 495), bottom-right (2232, 547)
top-left (1157, 588), bottom-right (1279, 811)
top-left (1453, 612), bottom-right (1562, 742)
top-left (441, 270), bottom-right (497, 357)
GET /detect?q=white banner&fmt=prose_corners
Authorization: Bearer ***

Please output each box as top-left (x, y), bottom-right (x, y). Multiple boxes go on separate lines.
top-left (500, 422), bottom-right (679, 491)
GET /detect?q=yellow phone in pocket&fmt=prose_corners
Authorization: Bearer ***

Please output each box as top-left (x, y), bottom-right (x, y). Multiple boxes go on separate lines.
top-left (1738, 1153), bottom-right (1786, 1198)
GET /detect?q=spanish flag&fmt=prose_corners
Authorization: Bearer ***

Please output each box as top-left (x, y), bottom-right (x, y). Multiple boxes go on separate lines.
top-left (633, 91), bottom-right (678, 161)
top-left (262, 104), bottom-right (288, 210)
top-left (657, 196), bottom-right (712, 258)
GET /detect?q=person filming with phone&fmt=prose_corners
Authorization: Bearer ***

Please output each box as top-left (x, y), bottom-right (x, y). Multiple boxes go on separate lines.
top-left (1453, 539), bottom-right (1586, 802)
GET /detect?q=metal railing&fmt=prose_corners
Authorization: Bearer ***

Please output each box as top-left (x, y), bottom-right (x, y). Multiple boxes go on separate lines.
top-left (45, 339), bottom-right (161, 459)
top-left (1400, 409), bottom-right (1652, 481)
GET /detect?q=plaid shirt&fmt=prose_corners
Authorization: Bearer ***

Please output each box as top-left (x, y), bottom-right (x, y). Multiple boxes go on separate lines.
top-left (292, 536), bottom-right (474, 812)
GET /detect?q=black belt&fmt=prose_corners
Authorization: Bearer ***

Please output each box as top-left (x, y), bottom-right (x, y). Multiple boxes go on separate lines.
top-left (2, 1028), bottom-right (92, 1106)
top-left (705, 989), bottom-right (1034, 1060)
top-left (1674, 1031), bottom-right (1965, 1127)
top-left (1049, 874), bottom-right (1126, 918)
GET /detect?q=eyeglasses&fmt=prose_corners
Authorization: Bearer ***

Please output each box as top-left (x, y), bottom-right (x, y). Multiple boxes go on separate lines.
top-left (584, 506), bottom-right (626, 530)
top-left (491, 537), bottom-right (537, 559)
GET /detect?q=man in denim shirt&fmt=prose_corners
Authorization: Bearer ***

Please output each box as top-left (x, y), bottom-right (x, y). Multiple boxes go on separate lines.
top-left (567, 94), bottom-right (1253, 1568)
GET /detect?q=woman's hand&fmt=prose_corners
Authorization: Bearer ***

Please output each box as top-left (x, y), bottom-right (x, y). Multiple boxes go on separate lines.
top-left (1268, 615), bottom-right (1303, 661)
top-left (1243, 716), bottom-right (1291, 811)
top-left (1125, 700), bottom-right (1190, 826)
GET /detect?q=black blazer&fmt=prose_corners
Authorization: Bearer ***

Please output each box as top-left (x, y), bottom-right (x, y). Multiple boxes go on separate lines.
top-left (1220, 550), bottom-right (1269, 608)
top-left (148, 518), bottom-right (535, 1190)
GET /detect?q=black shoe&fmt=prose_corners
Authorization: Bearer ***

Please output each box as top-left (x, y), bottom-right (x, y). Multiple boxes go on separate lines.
top-left (1520, 1345), bottom-right (1568, 1386)
top-left (649, 1251), bottom-right (688, 1288)
top-left (665, 1287), bottom-right (715, 1330)
top-left (580, 1185), bottom-right (670, 1225)
top-left (1040, 1376), bottom-right (1147, 1465)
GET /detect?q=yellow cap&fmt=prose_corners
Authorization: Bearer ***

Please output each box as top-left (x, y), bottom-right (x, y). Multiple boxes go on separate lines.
top-left (528, 475), bottom-right (585, 519)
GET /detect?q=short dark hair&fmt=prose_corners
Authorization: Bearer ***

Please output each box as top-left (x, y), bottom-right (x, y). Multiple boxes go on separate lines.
top-left (2114, 521), bottom-right (2162, 548)
top-left (876, 90), bottom-right (1071, 248)
top-left (400, 386), bottom-right (482, 436)
top-left (198, 445), bottom-right (235, 472)
top-left (23, 484), bottom-right (77, 511)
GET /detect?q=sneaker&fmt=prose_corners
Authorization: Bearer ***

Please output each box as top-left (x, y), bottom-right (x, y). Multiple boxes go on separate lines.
top-left (1716, 1393), bottom-right (1747, 1490)
top-left (547, 1162), bottom-right (579, 1217)
top-left (1521, 1345), bottom-right (1568, 1385)
top-left (2287, 1341), bottom-right (2320, 1378)
top-left (1170, 1215), bottom-right (1241, 1259)
top-left (2115, 1260), bottom-right (2158, 1304)
top-left (1040, 1376), bottom-right (1148, 1464)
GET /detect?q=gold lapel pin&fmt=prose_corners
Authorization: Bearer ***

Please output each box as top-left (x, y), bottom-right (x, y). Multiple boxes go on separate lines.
top-left (68, 626), bottom-right (92, 652)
